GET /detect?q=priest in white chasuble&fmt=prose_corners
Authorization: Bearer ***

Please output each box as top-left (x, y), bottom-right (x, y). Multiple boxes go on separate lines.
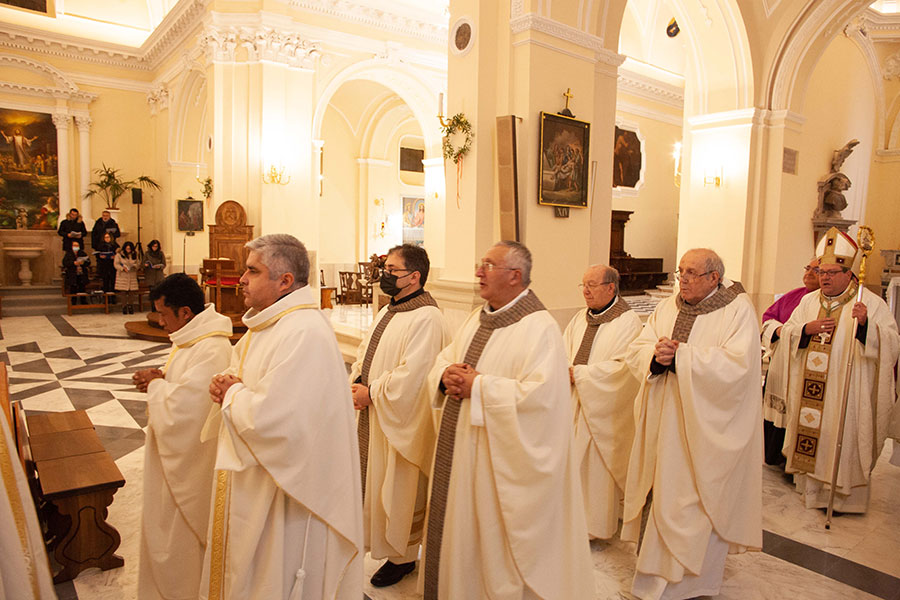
top-left (422, 241), bottom-right (595, 600)
top-left (562, 264), bottom-right (642, 540)
top-left (781, 227), bottom-right (900, 513)
top-left (201, 234), bottom-right (363, 600)
top-left (623, 248), bottom-right (762, 600)
top-left (135, 273), bottom-right (233, 600)
top-left (349, 244), bottom-right (447, 588)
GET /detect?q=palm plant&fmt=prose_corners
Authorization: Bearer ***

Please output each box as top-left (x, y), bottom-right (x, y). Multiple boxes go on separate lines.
top-left (83, 164), bottom-right (161, 209)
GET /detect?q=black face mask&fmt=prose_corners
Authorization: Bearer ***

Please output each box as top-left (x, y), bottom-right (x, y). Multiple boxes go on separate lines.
top-left (379, 272), bottom-right (408, 297)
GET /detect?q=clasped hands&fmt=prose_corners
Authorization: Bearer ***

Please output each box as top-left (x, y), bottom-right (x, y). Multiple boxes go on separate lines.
top-left (803, 302), bottom-right (867, 336)
top-left (350, 383), bottom-right (371, 410)
top-left (132, 368), bottom-right (163, 392)
top-left (654, 337), bottom-right (679, 366)
top-left (441, 363), bottom-right (478, 399)
top-left (209, 374), bottom-right (242, 404)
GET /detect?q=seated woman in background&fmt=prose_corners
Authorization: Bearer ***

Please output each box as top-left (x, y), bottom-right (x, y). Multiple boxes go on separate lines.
top-left (115, 241), bottom-right (139, 315)
top-left (142, 239), bottom-right (166, 312)
top-left (94, 231), bottom-right (118, 304)
top-left (63, 241), bottom-right (90, 304)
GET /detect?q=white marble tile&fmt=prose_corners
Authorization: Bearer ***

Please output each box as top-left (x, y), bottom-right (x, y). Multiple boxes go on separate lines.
top-left (86, 399), bottom-right (141, 429)
top-left (20, 389), bottom-right (75, 412)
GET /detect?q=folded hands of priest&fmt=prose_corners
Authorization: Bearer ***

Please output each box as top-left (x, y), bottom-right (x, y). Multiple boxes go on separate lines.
top-left (209, 373), bottom-right (242, 404)
top-left (442, 363), bottom-right (477, 399)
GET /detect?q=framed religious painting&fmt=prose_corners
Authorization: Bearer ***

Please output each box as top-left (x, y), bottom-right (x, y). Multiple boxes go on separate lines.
top-left (612, 122), bottom-right (645, 196)
top-left (0, 107), bottom-right (59, 229)
top-left (177, 199), bottom-right (204, 232)
top-left (401, 196), bottom-right (425, 247)
top-left (538, 112), bottom-right (590, 208)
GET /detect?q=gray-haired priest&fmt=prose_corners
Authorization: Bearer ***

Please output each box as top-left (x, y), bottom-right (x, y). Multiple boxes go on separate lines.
top-left (562, 264), bottom-right (642, 540)
top-left (349, 244), bottom-right (448, 588)
top-left (422, 241), bottom-right (595, 600)
top-left (201, 234), bottom-right (363, 600)
top-left (781, 227), bottom-right (900, 514)
top-left (135, 273), bottom-right (232, 600)
top-left (623, 248), bottom-right (762, 600)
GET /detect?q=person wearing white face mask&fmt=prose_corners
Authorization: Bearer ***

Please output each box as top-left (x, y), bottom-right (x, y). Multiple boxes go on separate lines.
top-left (63, 241), bottom-right (90, 304)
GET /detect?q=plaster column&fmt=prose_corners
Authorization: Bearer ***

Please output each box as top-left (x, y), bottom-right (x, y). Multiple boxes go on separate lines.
top-left (75, 115), bottom-right (92, 225)
top-left (52, 113), bottom-right (72, 216)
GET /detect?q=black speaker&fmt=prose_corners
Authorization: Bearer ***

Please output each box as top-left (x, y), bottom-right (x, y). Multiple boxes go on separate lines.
top-left (131, 188), bottom-right (142, 204)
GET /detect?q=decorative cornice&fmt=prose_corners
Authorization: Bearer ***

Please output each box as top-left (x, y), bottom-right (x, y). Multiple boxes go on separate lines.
top-left (0, 53), bottom-right (97, 103)
top-left (687, 108), bottom-right (760, 130)
top-left (509, 13), bottom-right (605, 52)
top-left (200, 24), bottom-right (320, 68)
top-left (284, 0), bottom-right (447, 44)
top-left (617, 69), bottom-right (684, 109)
top-left (0, 0), bottom-right (209, 72)
top-left (147, 85), bottom-right (170, 115)
top-left (615, 100), bottom-right (682, 127)
top-left (68, 72), bottom-right (155, 93)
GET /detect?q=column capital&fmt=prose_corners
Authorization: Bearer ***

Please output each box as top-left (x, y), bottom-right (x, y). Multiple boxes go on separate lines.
top-left (147, 85), bottom-right (170, 115)
top-left (74, 115), bottom-right (92, 131)
top-left (52, 113), bottom-right (70, 130)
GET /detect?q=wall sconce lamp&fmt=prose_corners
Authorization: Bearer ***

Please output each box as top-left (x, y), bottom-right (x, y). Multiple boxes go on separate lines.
top-left (263, 164), bottom-right (291, 185)
top-left (703, 166), bottom-right (723, 188)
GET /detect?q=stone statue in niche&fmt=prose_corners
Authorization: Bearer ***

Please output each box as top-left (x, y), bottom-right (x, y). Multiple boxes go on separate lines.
top-left (815, 139), bottom-right (858, 218)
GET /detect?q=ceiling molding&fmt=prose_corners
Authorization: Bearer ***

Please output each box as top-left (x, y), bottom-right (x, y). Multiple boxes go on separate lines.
top-left (68, 72), bottom-right (155, 93)
top-left (510, 13), bottom-right (606, 52)
top-left (617, 68), bottom-right (684, 110)
top-left (282, 0), bottom-right (447, 44)
top-left (615, 100), bottom-right (683, 127)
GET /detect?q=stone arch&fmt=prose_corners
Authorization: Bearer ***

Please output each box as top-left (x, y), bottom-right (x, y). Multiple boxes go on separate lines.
top-left (169, 67), bottom-right (209, 164)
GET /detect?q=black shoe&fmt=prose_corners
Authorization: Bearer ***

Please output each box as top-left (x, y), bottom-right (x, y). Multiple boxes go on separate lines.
top-left (128, 305), bottom-right (134, 314)
top-left (122, 305), bottom-right (128, 315)
top-left (370, 560), bottom-right (415, 587)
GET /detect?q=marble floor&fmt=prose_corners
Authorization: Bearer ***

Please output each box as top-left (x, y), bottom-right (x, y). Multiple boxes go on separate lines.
top-left (0, 312), bottom-right (898, 600)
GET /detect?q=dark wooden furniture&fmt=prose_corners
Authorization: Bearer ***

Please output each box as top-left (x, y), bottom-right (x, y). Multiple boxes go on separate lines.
top-left (339, 271), bottom-right (365, 305)
top-left (206, 201), bottom-right (252, 318)
top-left (609, 210), bottom-right (668, 295)
top-left (201, 257), bottom-right (241, 318)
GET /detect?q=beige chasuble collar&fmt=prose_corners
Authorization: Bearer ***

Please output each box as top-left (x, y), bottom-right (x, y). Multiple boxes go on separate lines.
top-left (671, 280), bottom-right (746, 343)
top-left (573, 297), bottom-right (632, 366)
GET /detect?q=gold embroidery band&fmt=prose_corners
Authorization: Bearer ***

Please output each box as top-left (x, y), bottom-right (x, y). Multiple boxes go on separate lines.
top-left (208, 469), bottom-right (231, 600)
top-left (791, 285), bottom-right (855, 473)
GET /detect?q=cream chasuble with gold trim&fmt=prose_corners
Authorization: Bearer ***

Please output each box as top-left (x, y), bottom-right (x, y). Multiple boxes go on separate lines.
top-left (200, 287), bottom-right (363, 600)
top-left (139, 304), bottom-right (232, 600)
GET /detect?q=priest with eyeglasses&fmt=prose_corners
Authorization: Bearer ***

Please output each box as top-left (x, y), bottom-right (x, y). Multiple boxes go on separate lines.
top-left (421, 240), bottom-right (594, 600)
top-left (623, 248), bottom-right (762, 600)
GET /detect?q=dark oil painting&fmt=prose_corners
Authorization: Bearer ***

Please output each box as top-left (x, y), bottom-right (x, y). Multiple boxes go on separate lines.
top-left (0, 108), bottom-right (59, 229)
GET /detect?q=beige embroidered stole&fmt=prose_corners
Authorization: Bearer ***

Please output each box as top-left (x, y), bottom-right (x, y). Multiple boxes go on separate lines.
top-left (207, 302), bottom-right (317, 600)
top-left (423, 290), bottom-right (545, 600)
top-left (671, 282), bottom-right (746, 343)
top-left (790, 284), bottom-right (856, 473)
top-left (573, 298), bottom-right (631, 366)
top-left (357, 292), bottom-right (439, 500)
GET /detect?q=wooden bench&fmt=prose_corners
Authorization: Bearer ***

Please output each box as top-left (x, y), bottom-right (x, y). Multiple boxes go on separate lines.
top-left (65, 292), bottom-right (112, 315)
top-left (2, 365), bottom-right (127, 584)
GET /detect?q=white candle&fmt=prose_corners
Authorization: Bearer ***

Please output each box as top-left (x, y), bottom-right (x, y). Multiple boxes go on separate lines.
top-left (438, 93), bottom-right (443, 116)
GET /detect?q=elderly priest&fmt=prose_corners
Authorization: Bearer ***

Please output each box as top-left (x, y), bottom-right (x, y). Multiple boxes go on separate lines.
top-left (350, 244), bottom-right (447, 587)
top-left (202, 234), bottom-right (363, 600)
top-left (134, 273), bottom-right (233, 600)
top-left (563, 264), bottom-right (642, 540)
top-left (781, 227), bottom-right (900, 513)
top-left (422, 240), bottom-right (595, 600)
top-left (623, 248), bottom-right (762, 600)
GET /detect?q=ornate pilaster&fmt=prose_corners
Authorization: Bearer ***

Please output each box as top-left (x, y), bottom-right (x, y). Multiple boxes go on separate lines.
top-left (75, 115), bottom-right (93, 223)
top-left (52, 113), bottom-right (72, 215)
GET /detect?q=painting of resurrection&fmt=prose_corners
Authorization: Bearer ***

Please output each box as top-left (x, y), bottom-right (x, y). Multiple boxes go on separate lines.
top-left (0, 108), bottom-right (59, 229)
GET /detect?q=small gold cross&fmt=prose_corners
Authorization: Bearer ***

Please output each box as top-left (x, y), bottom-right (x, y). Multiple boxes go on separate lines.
top-left (563, 88), bottom-right (574, 110)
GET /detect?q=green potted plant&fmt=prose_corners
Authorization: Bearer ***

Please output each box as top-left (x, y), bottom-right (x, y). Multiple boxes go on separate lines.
top-left (83, 164), bottom-right (161, 211)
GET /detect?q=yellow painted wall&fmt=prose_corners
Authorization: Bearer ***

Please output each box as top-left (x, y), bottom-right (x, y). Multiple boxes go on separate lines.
top-left (320, 106), bottom-right (359, 263)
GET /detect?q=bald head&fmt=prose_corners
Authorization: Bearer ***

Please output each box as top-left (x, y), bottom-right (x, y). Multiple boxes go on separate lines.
top-left (581, 264), bottom-right (618, 310)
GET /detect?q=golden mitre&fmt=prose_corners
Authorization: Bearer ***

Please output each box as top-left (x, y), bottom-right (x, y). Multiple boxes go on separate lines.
top-left (816, 226), bottom-right (858, 268)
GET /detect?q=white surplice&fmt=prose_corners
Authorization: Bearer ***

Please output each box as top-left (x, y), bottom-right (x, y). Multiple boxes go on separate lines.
top-left (139, 304), bottom-right (233, 600)
top-left (761, 318), bottom-right (790, 427)
top-left (349, 301), bottom-right (447, 562)
top-left (562, 306), bottom-right (642, 540)
top-left (199, 287), bottom-right (363, 600)
top-left (781, 286), bottom-right (900, 512)
top-left (0, 407), bottom-right (55, 600)
top-left (424, 294), bottom-right (595, 600)
top-left (623, 284), bottom-right (763, 600)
